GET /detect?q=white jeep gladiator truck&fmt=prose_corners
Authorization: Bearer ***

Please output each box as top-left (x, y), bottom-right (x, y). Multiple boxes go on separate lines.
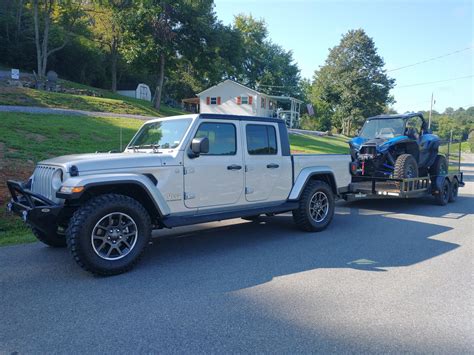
top-left (7, 114), bottom-right (351, 275)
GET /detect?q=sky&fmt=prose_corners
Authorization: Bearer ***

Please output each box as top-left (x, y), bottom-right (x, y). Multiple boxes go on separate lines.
top-left (214, 0), bottom-right (473, 114)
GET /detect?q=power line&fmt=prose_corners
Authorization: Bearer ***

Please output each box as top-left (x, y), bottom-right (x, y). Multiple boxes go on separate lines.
top-left (387, 46), bottom-right (472, 72)
top-left (257, 84), bottom-right (299, 88)
top-left (397, 75), bottom-right (473, 88)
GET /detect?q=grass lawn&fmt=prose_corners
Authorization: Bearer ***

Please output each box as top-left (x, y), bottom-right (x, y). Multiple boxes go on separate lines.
top-left (0, 112), bottom-right (143, 246)
top-left (289, 133), bottom-right (349, 154)
top-left (0, 86), bottom-right (185, 117)
top-left (0, 112), bottom-right (349, 246)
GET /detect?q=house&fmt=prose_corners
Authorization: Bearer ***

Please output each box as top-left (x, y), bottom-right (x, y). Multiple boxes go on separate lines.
top-left (196, 79), bottom-right (302, 128)
top-left (117, 83), bottom-right (152, 101)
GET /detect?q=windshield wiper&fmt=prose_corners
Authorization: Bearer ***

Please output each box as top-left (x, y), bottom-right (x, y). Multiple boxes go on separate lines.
top-left (129, 144), bottom-right (162, 153)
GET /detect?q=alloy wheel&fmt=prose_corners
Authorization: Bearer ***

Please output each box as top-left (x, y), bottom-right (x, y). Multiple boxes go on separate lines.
top-left (91, 212), bottom-right (138, 261)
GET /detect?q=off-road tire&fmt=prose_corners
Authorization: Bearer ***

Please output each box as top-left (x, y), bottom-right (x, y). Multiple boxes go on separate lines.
top-left (448, 178), bottom-right (459, 203)
top-left (66, 194), bottom-right (152, 276)
top-left (394, 154), bottom-right (418, 188)
top-left (292, 180), bottom-right (335, 232)
top-left (435, 178), bottom-right (450, 206)
top-left (429, 154), bottom-right (448, 177)
top-left (31, 227), bottom-right (66, 248)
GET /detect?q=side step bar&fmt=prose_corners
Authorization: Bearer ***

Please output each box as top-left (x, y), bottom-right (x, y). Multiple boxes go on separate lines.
top-left (161, 201), bottom-right (299, 228)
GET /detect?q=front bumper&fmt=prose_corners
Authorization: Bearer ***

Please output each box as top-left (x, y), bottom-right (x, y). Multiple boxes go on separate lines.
top-left (6, 180), bottom-right (65, 236)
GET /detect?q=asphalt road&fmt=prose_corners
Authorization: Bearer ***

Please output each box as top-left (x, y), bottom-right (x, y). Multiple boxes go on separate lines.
top-left (1, 159), bottom-right (473, 353)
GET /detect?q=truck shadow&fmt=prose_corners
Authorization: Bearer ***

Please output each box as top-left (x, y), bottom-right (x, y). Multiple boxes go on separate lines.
top-left (340, 194), bottom-right (474, 219)
top-left (135, 195), bottom-right (469, 292)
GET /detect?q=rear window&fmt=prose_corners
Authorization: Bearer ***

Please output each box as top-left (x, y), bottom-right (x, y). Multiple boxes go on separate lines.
top-left (246, 124), bottom-right (277, 155)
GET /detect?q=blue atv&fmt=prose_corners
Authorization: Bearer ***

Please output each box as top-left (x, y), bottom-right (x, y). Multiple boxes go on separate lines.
top-left (349, 112), bottom-right (447, 181)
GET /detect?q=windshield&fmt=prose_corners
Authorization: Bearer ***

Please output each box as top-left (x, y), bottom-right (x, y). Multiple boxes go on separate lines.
top-left (359, 118), bottom-right (405, 139)
top-left (128, 118), bottom-right (192, 150)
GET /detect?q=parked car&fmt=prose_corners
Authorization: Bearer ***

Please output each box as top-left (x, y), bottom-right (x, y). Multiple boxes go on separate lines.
top-left (348, 112), bottom-right (447, 180)
top-left (7, 114), bottom-right (351, 275)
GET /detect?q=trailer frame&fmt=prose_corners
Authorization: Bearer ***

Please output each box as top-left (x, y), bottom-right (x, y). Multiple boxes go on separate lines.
top-left (343, 140), bottom-right (465, 204)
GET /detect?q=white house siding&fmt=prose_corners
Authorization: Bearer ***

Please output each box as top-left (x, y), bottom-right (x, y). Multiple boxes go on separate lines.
top-left (199, 81), bottom-right (259, 116)
top-left (255, 94), bottom-right (275, 117)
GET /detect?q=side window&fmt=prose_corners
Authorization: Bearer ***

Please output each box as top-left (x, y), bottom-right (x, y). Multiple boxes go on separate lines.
top-left (405, 117), bottom-right (423, 139)
top-left (246, 124), bottom-right (278, 155)
top-left (406, 117), bottom-right (422, 135)
top-left (194, 122), bottom-right (236, 155)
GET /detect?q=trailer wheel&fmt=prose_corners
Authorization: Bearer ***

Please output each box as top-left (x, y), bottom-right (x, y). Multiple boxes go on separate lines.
top-left (66, 194), bottom-right (151, 276)
top-left (293, 180), bottom-right (335, 232)
top-left (448, 179), bottom-right (459, 203)
top-left (435, 178), bottom-right (450, 206)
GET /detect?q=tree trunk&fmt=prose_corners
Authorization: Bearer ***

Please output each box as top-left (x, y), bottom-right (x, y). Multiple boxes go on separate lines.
top-left (111, 41), bottom-right (118, 92)
top-left (33, 0), bottom-right (42, 85)
top-left (153, 53), bottom-right (165, 110)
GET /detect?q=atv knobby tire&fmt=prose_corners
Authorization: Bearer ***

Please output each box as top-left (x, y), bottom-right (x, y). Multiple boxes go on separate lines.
top-left (394, 154), bottom-right (418, 188)
top-left (66, 194), bottom-right (151, 276)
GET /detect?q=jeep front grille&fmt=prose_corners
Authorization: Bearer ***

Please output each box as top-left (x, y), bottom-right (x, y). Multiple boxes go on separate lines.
top-left (31, 165), bottom-right (60, 202)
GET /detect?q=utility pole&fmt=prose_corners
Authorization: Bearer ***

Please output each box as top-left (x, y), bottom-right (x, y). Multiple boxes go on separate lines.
top-left (428, 92), bottom-right (434, 129)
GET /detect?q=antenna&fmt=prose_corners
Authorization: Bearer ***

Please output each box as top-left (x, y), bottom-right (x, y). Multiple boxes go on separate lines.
top-left (120, 127), bottom-right (123, 151)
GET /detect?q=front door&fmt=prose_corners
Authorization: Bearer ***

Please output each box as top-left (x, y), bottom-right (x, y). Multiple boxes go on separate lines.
top-left (183, 120), bottom-right (244, 209)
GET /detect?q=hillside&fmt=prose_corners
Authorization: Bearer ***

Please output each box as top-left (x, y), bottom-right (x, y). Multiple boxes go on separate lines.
top-left (0, 83), bottom-right (184, 117)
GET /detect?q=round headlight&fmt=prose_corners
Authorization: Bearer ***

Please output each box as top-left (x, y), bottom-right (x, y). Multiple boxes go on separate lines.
top-left (51, 169), bottom-right (63, 190)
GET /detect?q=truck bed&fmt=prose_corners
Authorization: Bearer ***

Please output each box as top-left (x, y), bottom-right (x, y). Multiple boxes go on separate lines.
top-left (292, 154), bottom-right (352, 189)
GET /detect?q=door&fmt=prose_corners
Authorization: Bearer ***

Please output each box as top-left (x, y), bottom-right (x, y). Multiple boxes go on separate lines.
top-left (243, 123), bottom-right (292, 202)
top-left (183, 120), bottom-right (244, 209)
top-left (406, 116), bottom-right (427, 165)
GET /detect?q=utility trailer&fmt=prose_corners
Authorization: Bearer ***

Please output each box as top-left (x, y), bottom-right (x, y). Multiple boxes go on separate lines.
top-left (343, 141), bottom-right (465, 205)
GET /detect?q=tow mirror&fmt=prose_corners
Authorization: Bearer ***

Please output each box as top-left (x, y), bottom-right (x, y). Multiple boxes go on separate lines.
top-left (190, 137), bottom-right (209, 158)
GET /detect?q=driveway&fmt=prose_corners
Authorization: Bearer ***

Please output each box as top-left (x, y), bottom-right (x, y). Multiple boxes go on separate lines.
top-left (0, 105), bottom-right (155, 121)
top-left (1, 159), bottom-right (473, 353)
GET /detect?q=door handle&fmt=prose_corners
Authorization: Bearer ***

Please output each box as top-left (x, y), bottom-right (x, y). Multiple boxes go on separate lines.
top-left (266, 163), bottom-right (279, 169)
top-left (227, 164), bottom-right (242, 170)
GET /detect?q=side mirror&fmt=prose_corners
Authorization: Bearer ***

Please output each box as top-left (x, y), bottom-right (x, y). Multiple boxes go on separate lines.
top-left (189, 137), bottom-right (209, 158)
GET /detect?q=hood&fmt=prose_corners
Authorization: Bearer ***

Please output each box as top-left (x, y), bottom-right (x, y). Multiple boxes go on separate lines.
top-left (349, 135), bottom-right (408, 152)
top-left (39, 152), bottom-right (178, 173)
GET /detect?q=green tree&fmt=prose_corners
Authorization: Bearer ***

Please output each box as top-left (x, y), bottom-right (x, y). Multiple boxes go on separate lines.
top-left (32, 0), bottom-right (86, 84)
top-left (437, 116), bottom-right (463, 140)
top-left (233, 14), bottom-right (301, 98)
top-left (312, 29), bottom-right (395, 135)
top-left (87, 0), bottom-right (132, 92)
top-left (122, 0), bottom-right (217, 110)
